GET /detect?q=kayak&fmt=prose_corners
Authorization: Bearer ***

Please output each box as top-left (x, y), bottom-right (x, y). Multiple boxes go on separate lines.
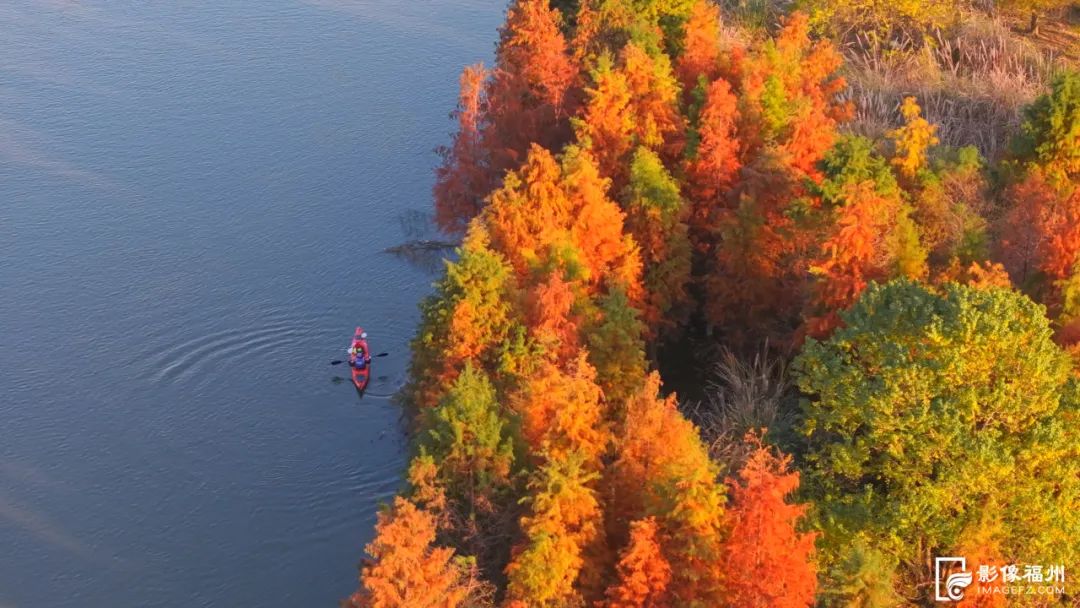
top-left (349, 326), bottom-right (371, 391)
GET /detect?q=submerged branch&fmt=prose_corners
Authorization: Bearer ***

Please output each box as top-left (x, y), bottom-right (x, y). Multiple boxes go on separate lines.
top-left (383, 239), bottom-right (460, 254)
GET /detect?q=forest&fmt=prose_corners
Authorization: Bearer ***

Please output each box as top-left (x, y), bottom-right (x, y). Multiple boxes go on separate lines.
top-left (346, 0), bottom-right (1080, 606)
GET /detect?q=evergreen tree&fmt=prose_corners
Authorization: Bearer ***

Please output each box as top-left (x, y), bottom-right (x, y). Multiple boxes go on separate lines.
top-left (586, 286), bottom-right (648, 407)
top-left (421, 364), bottom-right (515, 518)
top-left (505, 451), bottom-right (604, 606)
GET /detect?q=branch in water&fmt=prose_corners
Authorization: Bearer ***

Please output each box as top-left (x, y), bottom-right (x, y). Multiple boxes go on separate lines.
top-left (383, 239), bottom-right (460, 254)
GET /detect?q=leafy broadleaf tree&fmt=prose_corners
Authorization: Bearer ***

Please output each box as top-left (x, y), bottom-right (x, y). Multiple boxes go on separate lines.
top-left (796, 280), bottom-right (1080, 602)
top-left (995, 167), bottom-right (1080, 310)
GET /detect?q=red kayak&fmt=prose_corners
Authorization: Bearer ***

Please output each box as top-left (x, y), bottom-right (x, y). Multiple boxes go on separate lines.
top-left (349, 327), bottom-right (372, 391)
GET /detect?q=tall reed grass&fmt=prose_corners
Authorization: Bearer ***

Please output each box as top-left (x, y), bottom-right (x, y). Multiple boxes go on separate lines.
top-left (842, 13), bottom-right (1066, 159)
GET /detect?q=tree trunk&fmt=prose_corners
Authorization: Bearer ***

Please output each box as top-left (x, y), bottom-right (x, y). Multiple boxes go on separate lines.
top-left (1028, 10), bottom-right (1039, 35)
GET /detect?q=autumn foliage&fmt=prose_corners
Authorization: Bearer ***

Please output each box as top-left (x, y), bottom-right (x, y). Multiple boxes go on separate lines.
top-left (351, 0), bottom-right (1080, 605)
top-left (344, 497), bottom-right (480, 608)
top-left (602, 517), bottom-right (671, 608)
top-left (722, 441), bottom-right (817, 608)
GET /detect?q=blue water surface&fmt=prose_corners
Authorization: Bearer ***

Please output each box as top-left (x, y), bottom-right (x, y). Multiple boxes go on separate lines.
top-left (0, 1), bottom-right (501, 605)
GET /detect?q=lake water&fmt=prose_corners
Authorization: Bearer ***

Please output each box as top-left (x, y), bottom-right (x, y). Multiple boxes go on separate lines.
top-left (0, 1), bottom-right (502, 605)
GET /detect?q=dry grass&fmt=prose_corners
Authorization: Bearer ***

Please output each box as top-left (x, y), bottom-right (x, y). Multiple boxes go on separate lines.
top-left (841, 11), bottom-right (1070, 159)
top-left (682, 345), bottom-right (796, 471)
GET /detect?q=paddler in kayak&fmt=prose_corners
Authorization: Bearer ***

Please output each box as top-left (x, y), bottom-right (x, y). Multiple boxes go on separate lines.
top-left (348, 329), bottom-right (372, 370)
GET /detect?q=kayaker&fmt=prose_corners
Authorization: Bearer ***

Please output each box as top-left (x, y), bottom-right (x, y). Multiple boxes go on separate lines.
top-left (349, 339), bottom-right (371, 370)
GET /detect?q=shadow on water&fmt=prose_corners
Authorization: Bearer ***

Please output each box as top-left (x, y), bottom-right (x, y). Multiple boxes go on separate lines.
top-left (329, 374), bottom-right (402, 400)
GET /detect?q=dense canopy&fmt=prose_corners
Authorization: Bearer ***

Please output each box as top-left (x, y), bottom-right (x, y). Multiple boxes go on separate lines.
top-left (351, 0), bottom-right (1080, 605)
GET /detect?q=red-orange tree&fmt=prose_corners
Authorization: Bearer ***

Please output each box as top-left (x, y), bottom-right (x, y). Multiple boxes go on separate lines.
top-left (575, 55), bottom-right (634, 186)
top-left (509, 352), bottom-right (610, 467)
top-left (487, 0), bottom-right (578, 177)
top-left (575, 42), bottom-right (683, 191)
top-left (345, 497), bottom-right (479, 608)
top-left (699, 12), bottom-right (851, 347)
top-left (806, 181), bottom-right (905, 337)
top-left (562, 145), bottom-right (644, 302)
top-left (738, 12), bottom-right (849, 179)
top-left (434, 0), bottom-right (580, 234)
top-left (676, 0), bottom-right (723, 93)
top-left (434, 64), bottom-right (492, 234)
top-left (996, 169), bottom-right (1080, 305)
top-left (607, 374), bottom-right (727, 605)
top-left (601, 517), bottom-right (671, 608)
top-left (722, 442), bottom-right (817, 608)
top-left (485, 144), bottom-right (642, 301)
top-left (685, 77), bottom-right (741, 238)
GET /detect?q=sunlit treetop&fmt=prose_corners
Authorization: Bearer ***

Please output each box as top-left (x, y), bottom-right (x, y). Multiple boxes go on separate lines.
top-left (888, 96), bottom-right (940, 181)
top-left (347, 497), bottom-right (480, 608)
top-left (797, 280), bottom-right (1080, 595)
top-left (1013, 70), bottom-right (1080, 188)
top-left (409, 223), bottom-right (523, 410)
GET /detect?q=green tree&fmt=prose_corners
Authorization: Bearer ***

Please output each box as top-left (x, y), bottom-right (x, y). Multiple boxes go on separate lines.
top-left (796, 280), bottom-right (1080, 601)
top-left (622, 147), bottom-right (693, 337)
top-left (797, 0), bottom-right (961, 39)
top-left (1013, 70), bottom-right (1080, 187)
top-left (505, 451), bottom-right (603, 607)
top-left (821, 539), bottom-right (899, 608)
top-left (409, 225), bottom-right (524, 410)
top-left (816, 135), bottom-right (899, 205)
top-left (420, 364), bottom-right (515, 517)
top-left (572, 0), bottom-right (696, 58)
top-left (585, 286), bottom-right (648, 408)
